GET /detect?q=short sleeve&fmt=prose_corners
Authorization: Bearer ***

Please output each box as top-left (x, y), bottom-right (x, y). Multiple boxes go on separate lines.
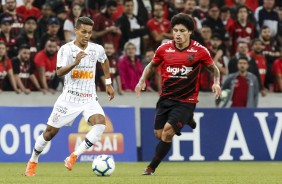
top-left (152, 46), bottom-right (164, 65)
top-left (64, 20), bottom-right (74, 31)
top-left (97, 45), bottom-right (107, 63)
top-left (57, 45), bottom-right (69, 67)
top-left (272, 60), bottom-right (282, 74)
top-left (200, 46), bottom-right (213, 66)
top-left (6, 58), bottom-right (12, 70)
top-left (34, 52), bottom-right (45, 67)
top-left (12, 58), bottom-right (20, 74)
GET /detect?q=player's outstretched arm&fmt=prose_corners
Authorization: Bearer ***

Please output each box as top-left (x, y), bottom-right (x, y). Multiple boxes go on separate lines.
top-left (56, 51), bottom-right (87, 77)
top-left (207, 62), bottom-right (221, 99)
top-left (135, 62), bottom-right (157, 97)
top-left (101, 59), bottom-right (114, 101)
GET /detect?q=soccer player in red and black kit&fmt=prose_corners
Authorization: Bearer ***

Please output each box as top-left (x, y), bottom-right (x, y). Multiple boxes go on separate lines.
top-left (135, 13), bottom-right (221, 175)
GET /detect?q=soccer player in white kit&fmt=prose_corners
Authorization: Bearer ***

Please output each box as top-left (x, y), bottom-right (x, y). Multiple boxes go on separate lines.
top-left (25, 17), bottom-right (115, 176)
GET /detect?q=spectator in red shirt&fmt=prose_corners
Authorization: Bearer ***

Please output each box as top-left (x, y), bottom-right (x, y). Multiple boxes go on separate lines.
top-left (0, 16), bottom-right (17, 58)
top-left (147, 3), bottom-right (172, 50)
top-left (272, 57), bottom-right (282, 92)
top-left (16, 0), bottom-right (41, 20)
top-left (228, 5), bottom-right (255, 55)
top-left (118, 41), bottom-right (151, 92)
top-left (0, 40), bottom-right (19, 93)
top-left (12, 44), bottom-right (42, 94)
top-left (34, 38), bottom-right (58, 94)
top-left (249, 39), bottom-right (267, 90)
top-left (0, 0), bottom-right (24, 37)
top-left (92, 0), bottom-right (121, 54)
top-left (259, 26), bottom-right (281, 90)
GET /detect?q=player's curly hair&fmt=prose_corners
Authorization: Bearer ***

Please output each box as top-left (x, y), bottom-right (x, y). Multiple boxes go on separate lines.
top-left (75, 17), bottom-right (94, 29)
top-left (170, 13), bottom-right (194, 32)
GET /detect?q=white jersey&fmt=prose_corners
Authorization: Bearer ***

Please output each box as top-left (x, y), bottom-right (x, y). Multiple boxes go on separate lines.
top-left (57, 41), bottom-right (107, 104)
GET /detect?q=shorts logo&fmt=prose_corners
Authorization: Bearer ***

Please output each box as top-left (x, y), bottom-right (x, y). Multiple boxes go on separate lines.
top-left (72, 70), bottom-right (94, 79)
top-left (55, 105), bottom-right (68, 114)
top-left (177, 122), bottom-right (183, 128)
top-left (51, 113), bottom-right (60, 123)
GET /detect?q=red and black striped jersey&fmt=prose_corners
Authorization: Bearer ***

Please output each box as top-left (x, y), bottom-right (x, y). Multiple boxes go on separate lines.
top-left (152, 40), bottom-right (213, 103)
top-left (228, 21), bottom-right (255, 55)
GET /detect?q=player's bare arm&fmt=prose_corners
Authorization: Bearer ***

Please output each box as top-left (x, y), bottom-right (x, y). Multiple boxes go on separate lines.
top-left (101, 59), bottom-right (115, 101)
top-left (56, 51), bottom-right (87, 77)
top-left (135, 62), bottom-right (158, 96)
top-left (207, 62), bottom-right (221, 99)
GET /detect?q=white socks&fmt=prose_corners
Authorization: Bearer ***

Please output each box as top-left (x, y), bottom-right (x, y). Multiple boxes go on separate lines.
top-left (30, 134), bottom-right (49, 163)
top-left (73, 124), bottom-right (106, 156)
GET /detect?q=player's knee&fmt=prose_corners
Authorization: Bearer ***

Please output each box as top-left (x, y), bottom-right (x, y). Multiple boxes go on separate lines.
top-left (43, 126), bottom-right (59, 141)
top-left (161, 129), bottom-right (174, 142)
top-left (88, 114), bottom-right (105, 126)
top-left (154, 131), bottom-right (161, 140)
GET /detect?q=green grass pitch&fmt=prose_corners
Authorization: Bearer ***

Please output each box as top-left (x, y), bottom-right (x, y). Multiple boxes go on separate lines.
top-left (1, 162), bottom-right (281, 184)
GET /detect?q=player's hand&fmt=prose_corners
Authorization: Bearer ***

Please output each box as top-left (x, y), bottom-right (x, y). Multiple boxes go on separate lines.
top-left (106, 85), bottom-right (114, 101)
top-left (74, 51), bottom-right (87, 65)
top-left (212, 83), bottom-right (221, 99)
top-left (48, 88), bottom-right (56, 94)
top-left (24, 88), bottom-right (31, 95)
top-left (135, 80), bottom-right (146, 97)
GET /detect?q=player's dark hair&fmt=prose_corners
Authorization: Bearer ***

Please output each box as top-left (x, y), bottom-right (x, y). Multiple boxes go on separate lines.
top-left (236, 5), bottom-right (249, 16)
top-left (106, 0), bottom-right (117, 7)
top-left (170, 13), bottom-right (194, 31)
top-left (75, 17), bottom-right (94, 29)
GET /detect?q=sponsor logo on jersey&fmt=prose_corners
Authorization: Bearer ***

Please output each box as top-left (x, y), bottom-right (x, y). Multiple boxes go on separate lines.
top-left (165, 47), bottom-right (175, 52)
top-left (187, 53), bottom-right (195, 62)
top-left (71, 69), bottom-right (94, 79)
top-left (187, 48), bottom-right (198, 52)
top-left (166, 66), bottom-right (193, 75)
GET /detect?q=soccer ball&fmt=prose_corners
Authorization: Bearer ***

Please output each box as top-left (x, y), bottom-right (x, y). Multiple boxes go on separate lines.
top-left (92, 155), bottom-right (115, 176)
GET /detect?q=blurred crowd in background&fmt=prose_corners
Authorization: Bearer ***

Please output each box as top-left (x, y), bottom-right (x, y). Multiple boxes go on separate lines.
top-left (0, 0), bottom-right (281, 98)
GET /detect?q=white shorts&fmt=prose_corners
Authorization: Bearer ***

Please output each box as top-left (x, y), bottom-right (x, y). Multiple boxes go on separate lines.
top-left (47, 95), bottom-right (105, 128)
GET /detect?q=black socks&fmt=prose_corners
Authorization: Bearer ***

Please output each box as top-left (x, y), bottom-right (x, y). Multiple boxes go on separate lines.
top-left (149, 141), bottom-right (172, 170)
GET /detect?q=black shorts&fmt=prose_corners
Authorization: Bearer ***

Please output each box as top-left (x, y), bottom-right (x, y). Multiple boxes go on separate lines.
top-left (154, 98), bottom-right (196, 136)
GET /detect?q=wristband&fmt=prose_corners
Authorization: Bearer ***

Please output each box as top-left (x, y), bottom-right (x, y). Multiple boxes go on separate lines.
top-left (105, 78), bottom-right (112, 85)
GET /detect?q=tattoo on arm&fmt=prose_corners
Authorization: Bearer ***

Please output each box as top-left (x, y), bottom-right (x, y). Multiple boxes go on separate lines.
top-left (207, 63), bottom-right (220, 85)
top-left (141, 62), bottom-right (158, 81)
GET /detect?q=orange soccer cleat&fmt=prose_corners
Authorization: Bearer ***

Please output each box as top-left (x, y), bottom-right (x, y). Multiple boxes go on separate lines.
top-left (64, 153), bottom-right (77, 171)
top-left (25, 161), bottom-right (37, 176)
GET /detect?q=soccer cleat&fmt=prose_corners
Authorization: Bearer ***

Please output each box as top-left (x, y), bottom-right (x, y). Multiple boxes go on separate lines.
top-left (64, 153), bottom-right (77, 171)
top-left (142, 166), bottom-right (155, 175)
top-left (187, 119), bottom-right (197, 129)
top-left (25, 161), bottom-right (37, 176)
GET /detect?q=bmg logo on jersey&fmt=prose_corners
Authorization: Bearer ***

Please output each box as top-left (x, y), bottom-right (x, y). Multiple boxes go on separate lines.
top-left (72, 69), bottom-right (94, 79)
top-left (166, 66), bottom-right (193, 76)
